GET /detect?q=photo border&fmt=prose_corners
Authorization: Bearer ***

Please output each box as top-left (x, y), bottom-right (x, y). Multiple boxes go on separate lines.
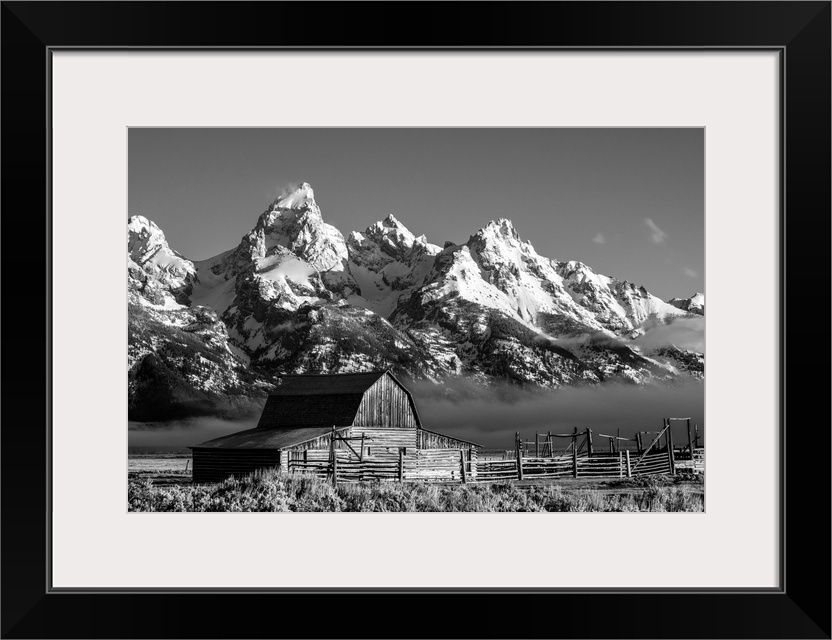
top-left (2, 2), bottom-right (829, 638)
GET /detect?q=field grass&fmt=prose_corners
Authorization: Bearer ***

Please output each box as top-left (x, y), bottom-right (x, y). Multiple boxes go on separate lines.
top-left (128, 469), bottom-right (703, 512)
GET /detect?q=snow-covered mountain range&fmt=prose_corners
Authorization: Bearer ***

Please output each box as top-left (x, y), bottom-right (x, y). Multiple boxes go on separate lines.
top-left (128, 183), bottom-right (704, 420)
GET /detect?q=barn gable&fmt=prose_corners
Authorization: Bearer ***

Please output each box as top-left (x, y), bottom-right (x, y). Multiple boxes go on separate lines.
top-left (353, 370), bottom-right (421, 429)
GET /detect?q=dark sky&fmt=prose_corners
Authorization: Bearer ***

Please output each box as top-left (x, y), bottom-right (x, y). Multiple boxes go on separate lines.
top-left (129, 128), bottom-right (703, 300)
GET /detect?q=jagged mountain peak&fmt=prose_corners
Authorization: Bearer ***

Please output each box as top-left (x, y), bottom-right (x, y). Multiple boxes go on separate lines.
top-left (360, 214), bottom-right (441, 256)
top-left (127, 215), bottom-right (196, 307)
top-left (271, 181), bottom-right (316, 211)
top-left (229, 183), bottom-right (347, 272)
top-left (475, 218), bottom-right (521, 241)
top-left (128, 214), bottom-right (161, 234)
top-left (381, 213), bottom-right (403, 227)
top-left (469, 218), bottom-right (538, 264)
top-left (127, 215), bottom-right (191, 271)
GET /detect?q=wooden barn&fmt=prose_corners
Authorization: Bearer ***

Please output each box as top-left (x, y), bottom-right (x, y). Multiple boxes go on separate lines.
top-left (190, 370), bottom-right (481, 484)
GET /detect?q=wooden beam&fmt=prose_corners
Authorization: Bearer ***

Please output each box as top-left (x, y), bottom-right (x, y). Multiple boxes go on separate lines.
top-left (572, 427), bottom-right (578, 478)
top-left (331, 425), bottom-right (338, 486)
top-left (586, 428), bottom-right (593, 458)
top-left (516, 432), bottom-right (524, 481)
top-left (460, 449), bottom-right (467, 484)
top-left (667, 418), bottom-right (676, 475)
top-left (687, 419), bottom-right (693, 460)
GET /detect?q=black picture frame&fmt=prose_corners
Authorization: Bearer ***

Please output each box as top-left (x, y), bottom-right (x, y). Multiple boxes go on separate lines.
top-left (2, 2), bottom-right (829, 638)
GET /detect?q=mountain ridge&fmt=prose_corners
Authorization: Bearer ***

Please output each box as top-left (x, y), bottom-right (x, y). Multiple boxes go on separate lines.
top-left (128, 183), bottom-right (704, 420)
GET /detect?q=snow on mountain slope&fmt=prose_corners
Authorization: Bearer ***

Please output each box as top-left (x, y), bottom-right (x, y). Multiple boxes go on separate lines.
top-left (669, 292), bottom-right (705, 315)
top-left (398, 217), bottom-right (686, 342)
top-left (189, 251), bottom-right (238, 315)
top-left (346, 214), bottom-right (442, 316)
top-left (465, 219), bottom-right (606, 333)
top-left (230, 182), bottom-right (349, 273)
top-left (127, 215), bottom-right (196, 307)
top-left (557, 260), bottom-right (686, 332)
top-left (128, 182), bottom-right (705, 420)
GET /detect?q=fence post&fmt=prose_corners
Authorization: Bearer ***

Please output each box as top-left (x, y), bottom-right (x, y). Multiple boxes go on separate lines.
top-left (636, 432), bottom-right (643, 455)
top-left (619, 450), bottom-right (623, 478)
top-left (586, 428), bottom-right (593, 458)
top-left (666, 419), bottom-right (676, 476)
top-left (686, 419), bottom-right (693, 460)
top-left (625, 450), bottom-right (632, 478)
top-left (398, 448), bottom-right (404, 483)
top-left (516, 432), bottom-right (524, 481)
top-left (330, 426), bottom-right (338, 486)
top-left (572, 427), bottom-right (578, 478)
top-left (459, 449), bottom-right (467, 484)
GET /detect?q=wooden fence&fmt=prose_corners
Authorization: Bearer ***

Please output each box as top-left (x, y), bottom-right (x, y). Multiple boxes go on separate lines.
top-left (474, 450), bottom-right (674, 481)
top-left (288, 448), bottom-right (477, 483)
top-left (674, 447), bottom-right (705, 472)
top-left (285, 418), bottom-right (702, 484)
top-left (287, 446), bottom-right (687, 484)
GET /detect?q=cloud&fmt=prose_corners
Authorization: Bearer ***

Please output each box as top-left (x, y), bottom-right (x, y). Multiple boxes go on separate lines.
top-left (407, 378), bottom-right (704, 449)
top-left (592, 233), bottom-right (606, 245)
top-left (632, 316), bottom-right (705, 354)
top-left (644, 218), bottom-right (668, 244)
top-left (683, 267), bottom-right (698, 278)
top-left (128, 417), bottom-right (258, 450)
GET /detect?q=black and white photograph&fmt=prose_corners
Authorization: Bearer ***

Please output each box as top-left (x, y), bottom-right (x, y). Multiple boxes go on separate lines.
top-left (127, 127), bottom-right (705, 512)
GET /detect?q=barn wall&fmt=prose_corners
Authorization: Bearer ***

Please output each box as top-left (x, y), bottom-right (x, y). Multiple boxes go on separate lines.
top-left (417, 429), bottom-right (477, 450)
top-left (192, 448), bottom-right (281, 484)
top-left (353, 374), bottom-right (417, 428)
top-left (348, 427), bottom-right (419, 456)
top-left (282, 429), bottom-right (355, 455)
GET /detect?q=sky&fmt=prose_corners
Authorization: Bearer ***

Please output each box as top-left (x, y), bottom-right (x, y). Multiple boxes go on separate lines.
top-left (129, 128), bottom-right (703, 301)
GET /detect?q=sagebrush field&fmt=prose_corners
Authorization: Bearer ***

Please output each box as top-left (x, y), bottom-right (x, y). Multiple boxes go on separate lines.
top-left (128, 469), bottom-right (703, 512)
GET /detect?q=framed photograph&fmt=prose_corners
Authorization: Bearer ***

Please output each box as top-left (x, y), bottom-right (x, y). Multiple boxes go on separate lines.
top-left (2, 2), bottom-right (829, 638)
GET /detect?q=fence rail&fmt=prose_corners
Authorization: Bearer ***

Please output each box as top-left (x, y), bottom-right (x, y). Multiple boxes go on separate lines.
top-left (472, 449), bottom-right (676, 481)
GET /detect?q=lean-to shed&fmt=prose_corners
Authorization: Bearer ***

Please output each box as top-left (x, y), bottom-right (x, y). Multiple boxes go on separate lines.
top-left (190, 370), bottom-right (480, 483)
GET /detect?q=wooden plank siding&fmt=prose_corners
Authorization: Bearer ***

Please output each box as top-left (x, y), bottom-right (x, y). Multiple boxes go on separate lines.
top-left (192, 449), bottom-right (281, 484)
top-left (349, 427), bottom-right (418, 454)
top-left (417, 428), bottom-right (478, 450)
top-left (352, 373), bottom-right (418, 428)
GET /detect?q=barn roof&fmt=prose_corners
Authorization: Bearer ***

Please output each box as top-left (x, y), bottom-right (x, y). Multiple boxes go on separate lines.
top-left (269, 371), bottom-right (386, 396)
top-left (255, 370), bottom-right (422, 430)
top-left (256, 393), bottom-right (364, 429)
top-left (190, 426), bottom-right (346, 450)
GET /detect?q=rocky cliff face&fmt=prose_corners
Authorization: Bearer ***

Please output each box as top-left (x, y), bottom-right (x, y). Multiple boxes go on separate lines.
top-left (128, 183), bottom-right (704, 420)
top-left (669, 292), bottom-right (705, 315)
